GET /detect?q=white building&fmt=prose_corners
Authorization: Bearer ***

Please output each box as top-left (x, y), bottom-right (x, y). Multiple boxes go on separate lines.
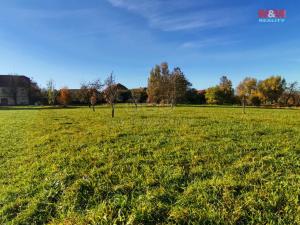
top-left (0, 75), bottom-right (30, 105)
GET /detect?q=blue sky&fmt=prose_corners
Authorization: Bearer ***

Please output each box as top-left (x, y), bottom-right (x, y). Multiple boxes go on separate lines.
top-left (0, 0), bottom-right (299, 89)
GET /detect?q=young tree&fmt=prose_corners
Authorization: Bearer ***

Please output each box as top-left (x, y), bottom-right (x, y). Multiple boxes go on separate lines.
top-left (131, 89), bottom-right (139, 109)
top-left (46, 79), bottom-right (56, 105)
top-left (237, 77), bottom-right (258, 112)
top-left (57, 87), bottom-right (71, 107)
top-left (88, 79), bottom-right (103, 110)
top-left (104, 73), bottom-right (118, 118)
top-left (130, 88), bottom-right (148, 108)
top-left (90, 93), bottom-right (97, 111)
top-left (78, 79), bottom-right (103, 109)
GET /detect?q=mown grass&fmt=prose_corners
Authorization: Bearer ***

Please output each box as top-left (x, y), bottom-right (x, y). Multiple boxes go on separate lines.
top-left (0, 105), bottom-right (299, 224)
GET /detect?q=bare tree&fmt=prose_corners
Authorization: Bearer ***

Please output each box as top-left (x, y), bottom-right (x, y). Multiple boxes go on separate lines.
top-left (88, 79), bottom-right (103, 111)
top-left (78, 79), bottom-right (103, 110)
top-left (104, 72), bottom-right (118, 118)
top-left (46, 79), bottom-right (56, 105)
top-left (237, 77), bottom-right (258, 113)
top-left (130, 89), bottom-right (139, 109)
top-left (90, 93), bottom-right (97, 111)
top-left (130, 88), bottom-right (147, 108)
top-left (284, 81), bottom-right (298, 106)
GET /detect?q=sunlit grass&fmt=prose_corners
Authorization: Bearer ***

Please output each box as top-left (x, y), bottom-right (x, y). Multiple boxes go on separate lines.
top-left (0, 105), bottom-right (299, 224)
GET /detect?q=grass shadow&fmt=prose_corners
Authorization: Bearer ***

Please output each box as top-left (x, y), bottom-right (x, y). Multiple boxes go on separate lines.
top-left (0, 106), bottom-right (81, 111)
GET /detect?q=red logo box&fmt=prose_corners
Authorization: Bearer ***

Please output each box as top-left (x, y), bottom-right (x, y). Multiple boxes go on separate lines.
top-left (258, 9), bottom-right (286, 18)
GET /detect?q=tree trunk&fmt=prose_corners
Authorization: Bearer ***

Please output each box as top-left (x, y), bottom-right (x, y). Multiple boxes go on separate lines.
top-left (134, 101), bottom-right (137, 110)
top-left (112, 104), bottom-right (115, 118)
top-left (285, 93), bottom-right (291, 106)
top-left (171, 98), bottom-right (176, 108)
top-left (243, 96), bottom-right (246, 114)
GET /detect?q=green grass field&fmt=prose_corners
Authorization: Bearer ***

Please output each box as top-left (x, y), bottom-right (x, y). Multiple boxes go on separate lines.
top-left (0, 106), bottom-right (299, 224)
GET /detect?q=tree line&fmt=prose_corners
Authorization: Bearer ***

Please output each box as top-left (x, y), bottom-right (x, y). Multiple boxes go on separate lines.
top-left (146, 62), bottom-right (299, 107)
top-left (28, 62), bottom-right (300, 111)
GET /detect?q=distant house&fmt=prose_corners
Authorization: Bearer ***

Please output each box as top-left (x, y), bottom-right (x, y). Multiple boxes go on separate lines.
top-left (68, 89), bottom-right (82, 104)
top-left (0, 75), bottom-right (30, 105)
top-left (115, 83), bottom-right (130, 102)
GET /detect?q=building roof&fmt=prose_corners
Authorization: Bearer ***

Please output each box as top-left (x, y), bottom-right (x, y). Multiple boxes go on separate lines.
top-left (0, 75), bottom-right (30, 87)
top-left (115, 83), bottom-right (128, 90)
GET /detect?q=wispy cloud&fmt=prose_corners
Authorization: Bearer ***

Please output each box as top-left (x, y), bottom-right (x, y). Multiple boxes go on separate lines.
top-left (107, 0), bottom-right (250, 31)
top-left (181, 37), bottom-right (240, 49)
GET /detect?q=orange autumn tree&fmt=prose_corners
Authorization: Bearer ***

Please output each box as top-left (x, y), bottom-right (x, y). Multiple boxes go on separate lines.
top-left (57, 87), bottom-right (71, 107)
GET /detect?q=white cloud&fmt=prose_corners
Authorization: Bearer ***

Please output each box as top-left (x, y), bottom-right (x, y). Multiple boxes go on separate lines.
top-left (181, 38), bottom-right (240, 49)
top-left (106, 0), bottom-right (249, 31)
